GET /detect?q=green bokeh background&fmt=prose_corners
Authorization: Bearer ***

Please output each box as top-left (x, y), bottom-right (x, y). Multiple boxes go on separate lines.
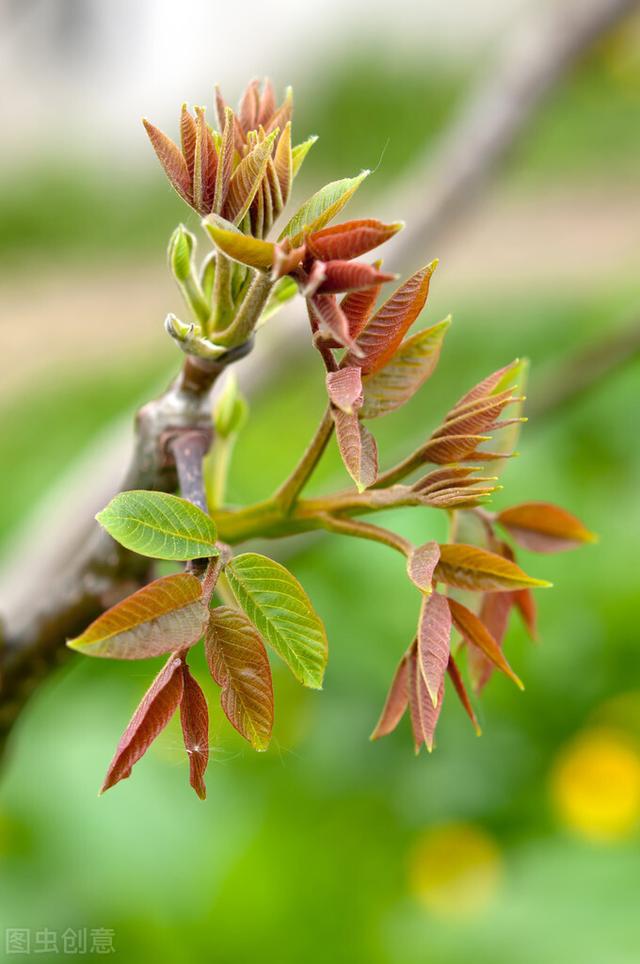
top-left (1, 36), bottom-right (639, 964)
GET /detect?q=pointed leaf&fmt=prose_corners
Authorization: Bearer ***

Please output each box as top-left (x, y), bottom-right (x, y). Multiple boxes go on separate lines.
top-left (97, 491), bottom-right (218, 561)
top-left (180, 663), bottom-right (209, 799)
top-left (193, 107), bottom-right (217, 214)
top-left (214, 106), bottom-right (236, 214)
top-left (336, 283), bottom-right (381, 343)
top-left (274, 121), bottom-right (293, 204)
top-left (101, 655), bottom-right (184, 794)
top-left (67, 573), bottom-right (206, 659)
top-left (142, 119), bottom-right (192, 204)
top-left (309, 294), bottom-right (357, 350)
top-left (205, 606), bottom-right (274, 751)
top-left (448, 597), bottom-right (523, 689)
top-left (292, 135), bottom-right (318, 177)
top-left (496, 502), bottom-right (596, 553)
top-left (332, 408), bottom-right (378, 491)
top-left (407, 541), bottom-right (440, 593)
top-left (346, 262), bottom-right (437, 375)
top-left (307, 219), bottom-right (403, 262)
top-left (434, 543), bottom-right (551, 592)
top-left (238, 79), bottom-right (260, 132)
top-left (467, 589), bottom-right (514, 693)
top-left (513, 588), bottom-right (538, 640)
top-left (370, 652), bottom-right (409, 740)
top-left (224, 131), bottom-right (278, 224)
top-left (280, 171), bottom-right (370, 247)
top-left (317, 261), bottom-right (396, 295)
top-left (225, 553), bottom-right (328, 689)
top-left (417, 591), bottom-right (452, 706)
top-left (409, 642), bottom-right (444, 753)
top-left (360, 318), bottom-right (450, 418)
top-left (257, 78), bottom-right (276, 127)
top-left (447, 655), bottom-right (481, 735)
top-left (180, 104), bottom-right (197, 180)
top-left (265, 86), bottom-right (293, 136)
top-left (453, 360), bottom-right (522, 410)
top-left (326, 366), bottom-right (363, 414)
top-left (205, 218), bottom-right (274, 270)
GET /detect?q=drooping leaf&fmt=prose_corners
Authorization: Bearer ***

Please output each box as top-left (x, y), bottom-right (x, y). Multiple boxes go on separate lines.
top-left (142, 119), bottom-right (192, 204)
top-left (360, 318), bottom-right (450, 419)
top-left (308, 294), bottom-right (356, 350)
top-left (280, 171), bottom-right (370, 247)
top-left (434, 543), bottom-right (551, 592)
top-left (225, 553), bottom-right (328, 689)
top-left (67, 573), bottom-right (207, 659)
top-left (417, 591), bottom-right (452, 706)
top-left (292, 135), bottom-right (318, 177)
top-left (447, 655), bottom-right (481, 735)
top-left (205, 606), bottom-right (274, 751)
top-left (408, 642), bottom-right (444, 753)
top-left (370, 652), bottom-right (409, 740)
top-left (467, 589), bottom-right (514, 693)
top-left (407, 541), bottom-right (440, 593)
top-left (513, 587), bottom-right (538, 640)
top-left (224, 131), bottom-right (278, 224)
top-left (316, 261), bottom-right (396, 295)
top-left (306, 219), bottom-right (403, 262)
top-left (448, 597), bottom-right (523, 689)
top-left (326, 367), bottom-right (363, 414)
top-left (346, 262), bottom-right (437, 375)
top-left (332, 408), bottom-right (378, 492)
top-left (101, 655), bottom-right (184, 794)
top-left (496, 502), bottom-right (596, 553)
top-left (179, 663), bottom-right (209, 799)
top-left (205, 218), bottom-right (274, 270)
top-left (97, 491), bottom-right (218, 561)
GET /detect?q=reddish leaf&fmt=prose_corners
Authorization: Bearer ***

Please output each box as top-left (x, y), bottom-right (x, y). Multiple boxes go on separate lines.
top-left (417, 591), bottom-right (452, 706)
top-left (213, 106), bottom-right (235, 214)
top-left (332, 408), bottom-right (378, 491)
top-left (258, 78), bottom-right (276, 127)
top-left (370, 652), bottom-right (409, 739)
top-left (407, 541), bottom-right (440, 593)
top-left (309, 294), bottom-right (357, 351)
top-left (224, 131), bottom-right (277, 224)
top-left (453, 360), bottom-right (521, 410)
top-left (265, 86), bottom-right (293, 137)
top-left (496, 502), bottom-right (596, 553)
top-left (101, 655), bottom-right (184, 794)
top-left (435, 544), bottom-right (551, 592)
top-left (448, 597), bottom-right (523, 690)
top-left (423, 433), bottom-right (491, 465)
top-left (306, 219), bottom-right (403, 262)
top-left (238, 79), bottom-right (260, 132)
top-left (142, 119), bottom-right (192, 204)
top-left (345, 262), bottom-right (437, 375)
top-left (338, 282), bottom-right (381, 343)
top-left (180, 663), bottom-right (209, 800)
top-left (326, 366), bottom-right (363, 414)
top-left (180, 104), bottom-right (197, 180)
top-left (447, 655), bottom-right (481, 735)
top-left (513, 588), bottom-right (538, 640)
top-left (205, 606), bottom-right (274, 751)
top-left (316, 261), bottom-right (396, 295)
top-left (408, 642), bottom-right (444, 753)
top-left (272, 240), bottom-right (306, 279)
top-left (468, 590), bottom-right (514, 692)
top-left (193, 107), bottom-right (217, 214)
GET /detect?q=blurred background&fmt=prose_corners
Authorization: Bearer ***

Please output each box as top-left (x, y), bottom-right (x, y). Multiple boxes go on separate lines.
top-left (1, 0), bottom-right (640, 961)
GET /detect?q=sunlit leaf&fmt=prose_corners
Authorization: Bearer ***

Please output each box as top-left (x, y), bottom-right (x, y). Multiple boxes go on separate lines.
top-left (326, 366), bottom-right (363, 414)
top-left (97, 491), bottom-right (218, 560)
top-left (370, 652), bottom-right (409, 740)
top-left (292, 135), bottom-right (318, 178)
top-left (434, 543), bottom-right (551, 591)
top-left (448, 597), bottom-right (523, 690)
top-left (417, 591), bottom-right (452, 706)
top-left (142, 119), bottom-right (192, 204)
top-left (224, 130), bottom-right (278, 224)
top-left (306, 219), bottom-right (403, 262)
top-left (205, 605), bottom-right (274, 751)
top-left (332, 408), bottom-right (378, 492)
top-left (179, 663), bottom-right (209, 799)
top-left (346, 262), bottom-right (437, 375)
top-left (496, 502), bottom-right (596, 553)
top-left (280, 171), bottom-right (370, 247)
top-left (274, 121), bottom-right (293, 204)
top-left (225, 553), bottom-right (328, 689)
top-left (407, 541), bottom-right (440, 593)
top-left (101, 655), bottom-right (184, 794)
top-left (67, 573), bottom-right (207, 659)
top-left (360, 318), bottom-right (450, 419)
top-left (205, 217), bottom-right (274, 270)
top-left (214, 106), bottom-right (235, 214)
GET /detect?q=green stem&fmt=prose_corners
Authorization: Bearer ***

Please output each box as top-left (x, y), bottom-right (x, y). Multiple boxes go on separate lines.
top-left (317, 514), bottom-right (411, 556)
top-left (206, 436), bottom-right (233, 510)
top-left (211, 252), bottom-right (233, 333)
top-left (217, 271), bottom-right (273, 347)
top-left (273, 407), bottom-right (335, 514)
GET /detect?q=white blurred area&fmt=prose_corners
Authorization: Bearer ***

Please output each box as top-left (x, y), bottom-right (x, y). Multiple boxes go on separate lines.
top-left (0, 0), bottom-right (532, 162)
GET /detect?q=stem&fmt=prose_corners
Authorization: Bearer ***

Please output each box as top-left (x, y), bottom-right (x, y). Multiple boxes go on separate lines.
top-left (317, 515), bottom-right (411, 557)
top-left (273, 407), bottom-right (334, 514)
top-left (211, 252), bottom-right (233, 332)
top-left (169, 431), bottom-right (211, 514)
top-left (217, 272), bottom-right (273, 347)
top-left (207, 435), bottom-right (233, 510)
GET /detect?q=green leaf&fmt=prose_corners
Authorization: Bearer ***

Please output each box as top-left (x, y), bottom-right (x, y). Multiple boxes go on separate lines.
top-left (258, 276), bottom-right (297, 325)
top-left (204, 217), bottom-right (274, 270)
top-left (360, 318), bottom-right (450, 418)
top-left (225, 552), bottom-right (328, 688)
top-left (67, 573), bottom-right (207, 659)
top-left (292, 135), bottom-right (318, 178)
top-left (279, 170), bottom-right (370, 248)
top-left (97, 491), bottom-right (218, 560)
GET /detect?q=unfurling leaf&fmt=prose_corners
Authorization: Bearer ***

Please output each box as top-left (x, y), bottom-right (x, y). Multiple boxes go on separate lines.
top-left (448, 597), bottom-right (523, 690)
top-left (447, 655), bottom-right (481, 735)
top-left (408, 641), bottom-right (444, 753)
top-left (306, 219), bottom-right (403, 262)
top-left (316, 261), bottom-right (396, 295)
top-left (205, 606), bottom-right (274, 751)
top-left (142, 119), bottom-right (192, 205)
top-left (332, 408), bottom-right (378, 491)
top-left (332, 282), bottom-right (382, 347)
top-left (370, 652), bottom-right (409, 739)
top-left (434, 543), bottom-right (551, 592)
top-left (180, 663), bottom-right (209, 799)
top-left (271, 240), bottom-right (306, 279)
top-left (225, 553), bottom-right (328, 689)
top-left (97, 491), bottom-right (218, 560)
top-left (326, 367), bottom-right (363, 414)
top-left (360, 318), bottom-right (450, 419)
top-left (214, 106), bottom-right (235, 214)
top-left (407, 541), bottom-right (440, 593)
top-left (180, 104), bottom-right (197, 180)
top-left (496, 502), bottom-right (596, 553)
top-left (346, 262), bottom-right (437, 375)
top-left (309, 294), bottom-right (356, 350)
top-left (67, 573), bottom-right (207, 659)
top-left (280, 171), bottom-right (370, 247)
top-left (193, 106), bottom-right (217, 214)
top-left (205, 218), bottom-right (274, 270)
top-left (274, 121), bottom-right (293, 204)
top-left (417, 591), bottom-right (452, 706)
top-left (101, 655), bottom-right (184, 794)
top-left (291, 135), bottom-right (318, 177)
top-left (224, 131), bottom-right (277, 225)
